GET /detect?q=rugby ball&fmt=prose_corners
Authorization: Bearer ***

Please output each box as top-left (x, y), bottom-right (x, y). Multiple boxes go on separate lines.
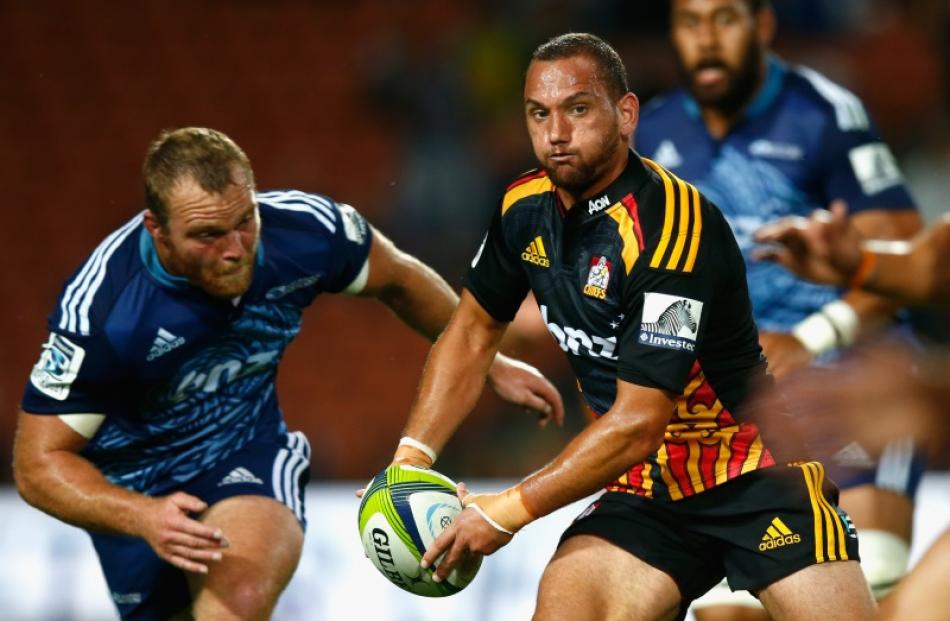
top-left (358, 464), bottom-right (482, 596)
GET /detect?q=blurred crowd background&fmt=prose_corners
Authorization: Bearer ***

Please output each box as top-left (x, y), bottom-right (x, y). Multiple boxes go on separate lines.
top-left (1, 0), bottom-right (947, 483)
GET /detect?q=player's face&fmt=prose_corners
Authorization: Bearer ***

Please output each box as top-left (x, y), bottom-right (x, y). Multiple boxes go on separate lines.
top-left (152, 169), bottom-right (260, 299)
top-left (671, 0), bottom-right (769, 113)
top-left (524, 55), bottom-right (636, 196)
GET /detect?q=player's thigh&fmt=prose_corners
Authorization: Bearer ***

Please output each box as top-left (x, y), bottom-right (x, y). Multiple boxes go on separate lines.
top-left (878, 528), bottom-right (950, 621)
top-left (187, 495), bottom-right (304, 619)
top-left (757, 560), bottom-right (875, 621)
top-left (534, 534), bottom-right (681, 621)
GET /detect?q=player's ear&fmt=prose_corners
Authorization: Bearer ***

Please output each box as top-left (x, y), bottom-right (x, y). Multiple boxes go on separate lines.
top-left (618, 92), bottom-right (639, 140)
top-left (756, 4), bottom-right (776, 48)
top-left (143, 210), bottom-right (165, 240)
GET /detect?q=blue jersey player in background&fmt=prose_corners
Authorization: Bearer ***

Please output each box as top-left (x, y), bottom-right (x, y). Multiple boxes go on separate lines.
top-left (13, 127), bottom-right (563, 621)
top-left (635, 1), bottom-right (923, 619)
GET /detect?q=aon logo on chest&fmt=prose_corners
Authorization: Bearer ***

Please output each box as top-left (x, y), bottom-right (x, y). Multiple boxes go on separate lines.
top-left (540, 305), bottom-right (618, 360)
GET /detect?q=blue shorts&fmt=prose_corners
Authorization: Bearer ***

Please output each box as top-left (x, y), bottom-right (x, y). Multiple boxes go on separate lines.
top-left (826, 436), bottom-right (927, 497)
top-left (89, 430), bottom-right (311, 621)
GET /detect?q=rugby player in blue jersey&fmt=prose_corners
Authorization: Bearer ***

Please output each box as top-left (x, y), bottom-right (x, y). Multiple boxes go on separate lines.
top-left (13, 127), bottom-right (563, 621)
top-left (635, 1), bottom-right (924, 618)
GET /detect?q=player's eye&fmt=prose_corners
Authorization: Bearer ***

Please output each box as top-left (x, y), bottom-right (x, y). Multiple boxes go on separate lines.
top-left (570, 105), bottom-right (588, 115)
top-left (529, 108), bottom-right (548, 120)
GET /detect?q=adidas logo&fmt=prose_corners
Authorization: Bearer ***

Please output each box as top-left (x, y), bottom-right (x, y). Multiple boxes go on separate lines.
top-left (759, 517), bottom-right (801, 551)
top-left (521, 236), bottom-right (550, 268)
top-left (654, 140), bottom-right (683, 168)
top-left (217, 467), bottom-right (263, 487)
top-left (831, 441), bottom-right (875, 469)
top-left (146, 327), bottom-right (186, 361)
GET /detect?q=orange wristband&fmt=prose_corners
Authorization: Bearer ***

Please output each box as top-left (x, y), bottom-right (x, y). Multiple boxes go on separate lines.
top-left (849, 249), bottom-right (877, 289)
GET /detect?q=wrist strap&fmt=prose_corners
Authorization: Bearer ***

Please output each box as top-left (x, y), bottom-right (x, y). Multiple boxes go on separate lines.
top-left (398, 436), bottom-right (437, 465)
top-left (469, 504), bottom-right (515, 535)
top-left (850, 249), bottom-right (878, 289)
top-left (791, 300), bottom-right (859, 356)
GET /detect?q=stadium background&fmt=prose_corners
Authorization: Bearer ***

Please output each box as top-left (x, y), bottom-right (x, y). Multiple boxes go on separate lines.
top-left (0, 1), bottom-right (947, 619)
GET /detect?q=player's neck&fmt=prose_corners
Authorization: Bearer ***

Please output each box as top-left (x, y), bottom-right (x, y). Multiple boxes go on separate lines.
top-left (556, 148), bottom-right (629, 211)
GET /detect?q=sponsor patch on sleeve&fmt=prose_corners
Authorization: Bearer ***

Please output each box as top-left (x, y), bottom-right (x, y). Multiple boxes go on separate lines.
top-left (29, 333), bottom-right (86, 400)
top-left (638, 292), bottom-right (703, 352)
top-left (848, 143), bottom-right (904, 196)
top-left (337, 202), bottom-right (368, 244)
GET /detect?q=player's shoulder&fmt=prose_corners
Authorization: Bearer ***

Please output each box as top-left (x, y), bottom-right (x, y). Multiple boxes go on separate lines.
top-left (634, 156), bottom-right (722, 274)
top-left (256, 189), bottom-right (345, 237)
top-left (782, 63), bottom-right (871, 132)
top-left (51, 212), bottom-right (148, 337)
top-left (499, 169), bottom-right (555, 216)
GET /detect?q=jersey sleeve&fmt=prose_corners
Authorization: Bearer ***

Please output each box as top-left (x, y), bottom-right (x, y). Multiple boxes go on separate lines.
top-left (816, 110), bottom-right (916, 214)
top-left (616, 265), bottom-right (713, 393)
top-left (21, 329), bottom-right (123, 415)
top-left (321, 199), bottom-right (374, 293)
top-left (464, 203), bottom-right (530, 322)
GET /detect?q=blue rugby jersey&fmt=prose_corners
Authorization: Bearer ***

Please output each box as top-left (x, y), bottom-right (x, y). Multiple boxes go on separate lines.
top-left (636, 56), bottom-right (917, 332)
top-left (22, 190), bottom-right (372, 495)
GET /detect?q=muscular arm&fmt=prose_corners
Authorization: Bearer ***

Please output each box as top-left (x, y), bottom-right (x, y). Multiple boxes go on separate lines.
top-left (423, 379), bottom-right (674, 579)
top-left (357, 226), bottom-right (459, 342)
top-left (844, 208), bottom-right (923, 332)
top-left (13, 411), bottom-right (146, 534)
top-left (14, 411), bottom-right (227, 573)
top-left (401, 290), bottom-right (508, 453)
top-left (862, 215), bottom-right (949, 303)
top-left (755, 206), bottom-right (948, 304)
top-left (518, 380), bottom-right (673, 518)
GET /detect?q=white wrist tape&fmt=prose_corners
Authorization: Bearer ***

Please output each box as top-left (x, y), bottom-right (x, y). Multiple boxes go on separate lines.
top-left (791, 300), bottom-right (859, 355)
top-left (398, 436), bottom-right (437, 464)
top-left (469, 503), bottom-right (514, 535)
top-left (820, 300), bottom-right (859, 347)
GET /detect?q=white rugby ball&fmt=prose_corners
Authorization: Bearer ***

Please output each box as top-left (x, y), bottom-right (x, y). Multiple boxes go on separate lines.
top-left (357, 464), bottom-right (481, 596)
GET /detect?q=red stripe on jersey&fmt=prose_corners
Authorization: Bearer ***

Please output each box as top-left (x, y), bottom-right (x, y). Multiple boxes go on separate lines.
top-left (726, 423), bottom-right (759, 478)
top-left (621, 193), bottom-right (645, 251)
top-left (700, 443), bottom-right (719, 489)
top-left (667, 442), bottom-right (695, 497)
top-left (506, 169), bottom-right (547, 192)
top-left (627, 463), bottom-right (645, 490)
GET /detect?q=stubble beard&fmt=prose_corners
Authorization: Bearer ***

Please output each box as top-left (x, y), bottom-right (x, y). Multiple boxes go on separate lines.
top-left (542, 129), bottom-right (623, 196)
top-left (679, 41), bottom-right (763, 118)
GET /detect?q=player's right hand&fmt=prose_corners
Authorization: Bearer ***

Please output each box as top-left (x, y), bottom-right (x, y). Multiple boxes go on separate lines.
top-left (355, 444), bottom-right (434, 498)
top-left (137, 492), bottom-right (229, 574)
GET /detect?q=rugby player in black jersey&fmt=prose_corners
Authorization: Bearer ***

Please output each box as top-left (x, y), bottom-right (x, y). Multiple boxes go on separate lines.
top-left (381, 33), bottom-right (876, 621)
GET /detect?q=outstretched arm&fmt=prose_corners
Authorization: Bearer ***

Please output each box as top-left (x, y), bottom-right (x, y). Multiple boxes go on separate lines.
top-left (422, 379), bottom-right (674, 582)
top-left (14, 411), bottom-right (227, 573)
top-left (358, 227), bottom-right (563, 426)
top-left (755, 205), bottom-right (948, 304)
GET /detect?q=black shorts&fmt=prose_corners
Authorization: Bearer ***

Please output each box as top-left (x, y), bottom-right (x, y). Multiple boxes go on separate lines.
top-left (561, 462), bottom-right (859, 611)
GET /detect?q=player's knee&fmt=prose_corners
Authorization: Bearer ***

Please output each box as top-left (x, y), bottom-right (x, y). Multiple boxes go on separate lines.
top-left (858, 529), bottom-right (910, 599)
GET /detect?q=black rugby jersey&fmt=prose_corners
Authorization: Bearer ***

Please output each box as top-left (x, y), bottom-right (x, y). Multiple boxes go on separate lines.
top-left (467, 151), bottom-right (775, 500)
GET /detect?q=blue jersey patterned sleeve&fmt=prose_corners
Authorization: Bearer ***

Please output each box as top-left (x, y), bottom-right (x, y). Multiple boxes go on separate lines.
top-left (815, 106), bottom-right (915, 214)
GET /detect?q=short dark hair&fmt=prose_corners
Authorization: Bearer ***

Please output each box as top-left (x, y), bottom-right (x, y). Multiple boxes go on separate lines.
top-left (143, 127), bottom-right (255, 226)
top-left (531, 33), bottom-right (630, 100)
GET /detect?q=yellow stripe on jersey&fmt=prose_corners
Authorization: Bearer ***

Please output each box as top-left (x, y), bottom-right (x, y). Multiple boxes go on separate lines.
top-left (656, 443), bottom-right (684, 500)
top-left (683, 184), bottom-right (703, 272)
top-left (740, 433), bottom-right (765, 474)
top-left (606, 203), bottom-right (642, 275)
top-left (502, 176), bottom-right (554, 215)
top-left (644, 159), bottom-right (676, 269)
top-left (686, 439), bottom-right (705, 494)
top-left (641, 461), bottom-right (655, 498)
top-left (643, 158), bottom-right (703, 272)
top-left (666, 176), bottom-right (692, 270)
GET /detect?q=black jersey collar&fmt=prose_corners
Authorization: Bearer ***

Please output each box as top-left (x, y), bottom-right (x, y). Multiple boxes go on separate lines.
top-left (565, 150), bottom-right (651, 224)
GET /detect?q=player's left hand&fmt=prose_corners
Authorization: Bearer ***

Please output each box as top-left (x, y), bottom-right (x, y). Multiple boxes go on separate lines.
top-left (487, 355), bottom-right (564, 428)
top-left (421, 483), bottom-right (530, 583)
top-left (759, 331), bottom-right (812, 379)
